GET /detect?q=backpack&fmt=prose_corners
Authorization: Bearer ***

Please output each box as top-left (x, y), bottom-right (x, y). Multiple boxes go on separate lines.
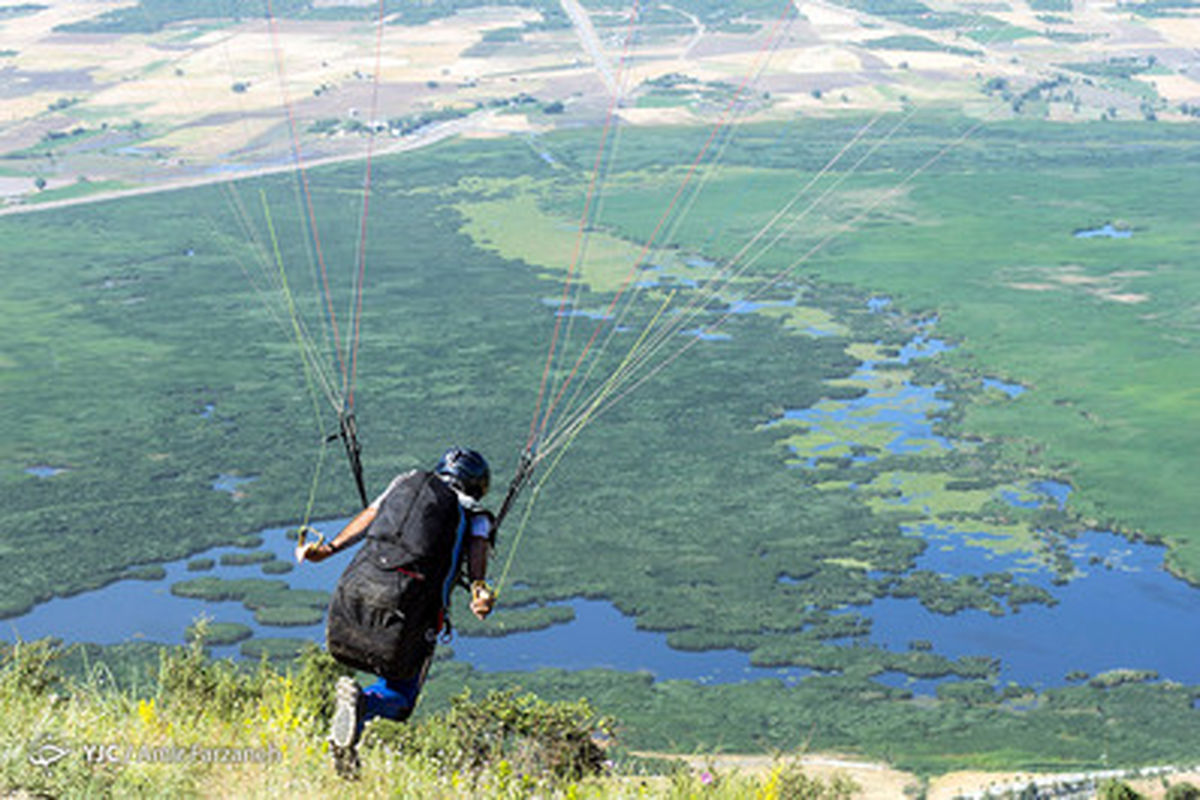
top-left (325, 470), bottom-right (466, 680)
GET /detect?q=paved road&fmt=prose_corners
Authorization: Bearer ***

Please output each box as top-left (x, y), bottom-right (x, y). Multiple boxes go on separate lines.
top-left (0, 110), bottom-right (500, 218)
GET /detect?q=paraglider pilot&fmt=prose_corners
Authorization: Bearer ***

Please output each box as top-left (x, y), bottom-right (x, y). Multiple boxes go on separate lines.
top-left (296, 447), bottom-right (497, 776)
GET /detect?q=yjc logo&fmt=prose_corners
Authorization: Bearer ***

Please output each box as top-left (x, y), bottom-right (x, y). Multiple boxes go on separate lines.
top-left (80, 743), bottom-right (127, 764)
top-left (27, 735), bottom-right (70, 769)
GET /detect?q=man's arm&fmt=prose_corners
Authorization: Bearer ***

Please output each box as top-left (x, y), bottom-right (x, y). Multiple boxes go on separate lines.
top-left (467, 518), bottom-right (495, 620)
top-left (295, 505), bottom-right (377, 564)
top-left (466, 536), bottom-right (488, 583)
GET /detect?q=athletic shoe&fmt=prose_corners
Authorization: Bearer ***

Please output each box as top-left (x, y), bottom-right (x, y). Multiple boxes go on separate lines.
top-left (329, 676), bottom-right (362, 778)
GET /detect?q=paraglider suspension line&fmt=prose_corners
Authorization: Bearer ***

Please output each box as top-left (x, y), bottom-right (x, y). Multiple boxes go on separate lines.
top-left (328, 409), bottom-right (368, 509)
top-left (494, 447), bottom-right (536, 537)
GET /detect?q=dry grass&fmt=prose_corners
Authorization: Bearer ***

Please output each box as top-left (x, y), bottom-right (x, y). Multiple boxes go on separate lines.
top-left (1001, 264), bottom-right (1152, 305)
top-left (644, 751), bottom-right (921, 799)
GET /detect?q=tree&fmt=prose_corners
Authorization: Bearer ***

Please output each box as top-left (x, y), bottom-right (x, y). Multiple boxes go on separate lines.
top-left (1166, 783), bottom-right (1200, 800)
top-left (1099, 779), bottom-right (1144, 800)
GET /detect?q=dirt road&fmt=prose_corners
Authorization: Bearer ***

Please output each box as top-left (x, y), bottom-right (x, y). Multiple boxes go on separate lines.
top-left (559, 0), bottom-right (621, 99)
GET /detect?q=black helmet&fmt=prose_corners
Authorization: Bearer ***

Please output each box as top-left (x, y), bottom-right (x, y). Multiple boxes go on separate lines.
top-left (434, 447), bottom-right (490, 500)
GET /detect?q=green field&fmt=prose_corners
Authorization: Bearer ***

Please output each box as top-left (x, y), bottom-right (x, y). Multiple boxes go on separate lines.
top-left (3, 116), bottom-right (1200, 769)
top-left (565, 118), bottom-right (1200, 576)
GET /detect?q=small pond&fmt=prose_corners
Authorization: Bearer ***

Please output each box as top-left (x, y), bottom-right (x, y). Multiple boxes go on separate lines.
top-left (1074, 223), bottom-right (1132, 239)
top-left (25, 465), bottom-right (68, 478)
top-left (212, 473), bottom-right (257, 495)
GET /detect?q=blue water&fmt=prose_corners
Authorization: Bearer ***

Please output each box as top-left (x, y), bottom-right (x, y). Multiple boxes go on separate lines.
top-left (455, 599), bottom-right (811, 685)
top-left (681, 327), bottom-right (732, 341)
top-left (896, 334), bottom-right (953, 364)
top-left (1075, 223), bottom-right (1132, 239)
top-left (6, 481), bottom-right (1198, 691)
top-left (212, 473), bottom-right (257, 495)
top-left (861, 529), bottom-right (1200, 689)
top-left (3, 518), bottom-right (810, 683)
top-left (3, 520), bottom-right (344, 659)
top-left (727, 298), bottom-right (797, 314)
top-left (541, 299), bottom-right (616, 321)
top-left (776, 335), bottom-right (955, 460)
top-left (523, 134), bottom-right (558, 165)
top-left (1033, 480), bottom-right (1071, 511)
top-left (765, 323), bottom-right (1200, 691)
top-left (867, 296), bottom-right (892, 313)
top-left (556, 308), bottom-right (612, 320)
top-left (999, 489), bottom-right (1040, 509)
top-left (25, 466), bottom-right (66, 478)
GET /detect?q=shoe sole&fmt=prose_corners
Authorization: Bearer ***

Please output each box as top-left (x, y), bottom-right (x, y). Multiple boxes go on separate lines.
top-left (331, 742), bottom-right (360, 780)
top-left (329, 676), bottom-right (361, 750)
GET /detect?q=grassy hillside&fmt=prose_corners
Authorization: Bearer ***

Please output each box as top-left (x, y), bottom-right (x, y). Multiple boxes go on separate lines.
top-left (5, 637), bottom-right (1200, 797)
top-left (0, 636), bottom-right (862, 799)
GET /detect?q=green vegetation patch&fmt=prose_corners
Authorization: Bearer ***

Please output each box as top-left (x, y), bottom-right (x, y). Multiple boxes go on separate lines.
top-left (171, 577), bottom-right (289, 603)
top-left (252, 604), bottom-right (323, 627)
top-left (635, 73), bottom-right (770, 114)
top-left (579, 118), bottom-right (1200, 578)
top-left (184, 619), bottom-right (252, 646)
top-left (452, 602), bottom-right (575, 637)
top-left (761, 304), bottom-right (849, 336)
top-left (260, 559), bottom-right (293, 575)
top-left (456, 186), bottom-right (648, 293)
top-left (1060, 57), bottom-right (1162, 80)
top-left (0, 4), bottom-right (46, 19)
top-left (26, 180), bottom-right (132, 205)
top-left (830, 0), bottom-right (1034, 40)
top-left (1123, 0), bottom-right (1200, 17)
top-left (170, 578), bottom-right (328, 623)
top-left (862, 35), bottom-right (981, 57)
top-left (123, 565), bottom-right (166, 581)
top-left (53, 0), bottom-right (570, 34)
top-left (238, 636), bottom-right (307, 660)
top-left (423, 661), bottom-right (1200, 773)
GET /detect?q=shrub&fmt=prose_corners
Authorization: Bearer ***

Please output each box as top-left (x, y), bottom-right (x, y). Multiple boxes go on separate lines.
top-left (0, 638), bottom-right (62, 697)
top-left (290, 644), bottom-right (353, 730)
top-left (156, 620), bottom-right (265, 718)
top-left (1100, 779), bottom-right (1145, 800)
top-left (369, 688), bottom-right (614, 785)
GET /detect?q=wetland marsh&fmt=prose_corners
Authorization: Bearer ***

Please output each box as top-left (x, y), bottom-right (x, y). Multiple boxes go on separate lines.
top-left (4, 118), bottom-right (1200, 767)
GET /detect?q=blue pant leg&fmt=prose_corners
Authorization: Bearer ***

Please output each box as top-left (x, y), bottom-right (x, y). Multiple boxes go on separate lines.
top-left (360, 675), bottom-right (423, 729)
